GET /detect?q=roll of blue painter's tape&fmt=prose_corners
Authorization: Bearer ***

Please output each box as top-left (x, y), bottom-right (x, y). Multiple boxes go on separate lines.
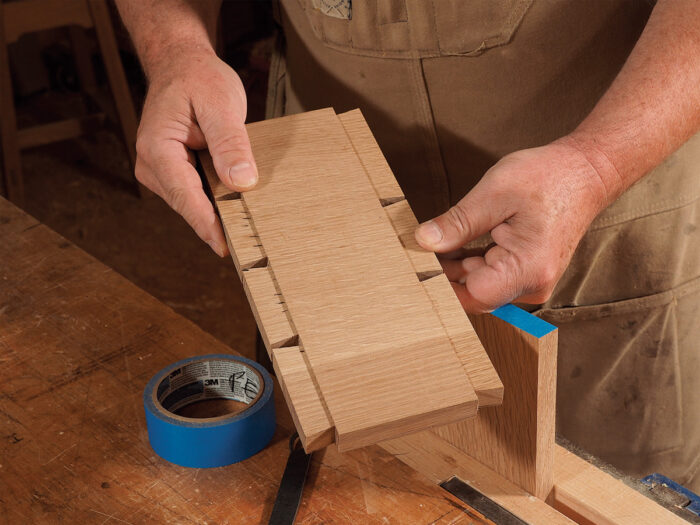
top-left (143, 354), bottom-right (276, 468)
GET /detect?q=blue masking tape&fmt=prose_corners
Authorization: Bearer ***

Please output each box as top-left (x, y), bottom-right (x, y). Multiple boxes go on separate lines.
top-left (492, 304), bottom-right (556, 338)
top-left (143, 354), bottom-right (276, 468)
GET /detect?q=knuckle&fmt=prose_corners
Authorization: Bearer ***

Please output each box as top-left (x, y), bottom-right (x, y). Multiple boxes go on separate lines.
top-left (528, 261), bottom-right (559, 299)
top-left (445, 206), bottom-right (473, 238)
top-left (135, 135), bottom-right (153, 162)
top-left (134, 161), bottom-right (148, 185)
top-left (209, 133), bottom-right (250, 157)
top-left (165, 185), bottom-right (189, 216)
top-left (539, 261), bottom-right (560, 288)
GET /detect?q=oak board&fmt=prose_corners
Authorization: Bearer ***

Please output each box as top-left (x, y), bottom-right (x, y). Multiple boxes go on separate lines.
top-left (199, 108), bottom-right (502, 451)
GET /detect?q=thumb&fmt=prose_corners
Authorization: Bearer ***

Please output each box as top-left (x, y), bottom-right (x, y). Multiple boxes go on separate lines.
top-left (200, 107), bottom-right (258, 192)
top-left (415, 185), bottom-right (505, 253)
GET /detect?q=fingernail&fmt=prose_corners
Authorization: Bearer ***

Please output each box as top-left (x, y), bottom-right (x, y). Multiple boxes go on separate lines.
top-left (228, 162), bottom-right (258, 189)
top-left (208, 240), bottom-right (225, 257)
top-left (417, 221), bottom-right (443, 246)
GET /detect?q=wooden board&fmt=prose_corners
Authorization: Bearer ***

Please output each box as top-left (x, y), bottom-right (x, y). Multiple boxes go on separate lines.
top-left (422, 275), bottom-right (503, 407)
top-left (336, 109), bottom-right (405, 206)
top-left (245, 108), bottom-right (478, 451)
top-left (0, 197), bottom-right (499, 525)
top-left (200, 108), bottom-right (506, 452)
top-left (381, 433), bottom-right (576, 525)
top-left (271, 346), bottom-right (334, 451)
top-left (551, 447), bottom-right (688, 525)
top-left (381, 432), bottom-right (688, 525)
top-left (432, 307), bottom-right (557, 499)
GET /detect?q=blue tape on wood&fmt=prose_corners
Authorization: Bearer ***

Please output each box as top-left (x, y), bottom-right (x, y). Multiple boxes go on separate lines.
top-left (492, 304), bottom-right (556, 338)
top-left (143, 354), bottom-right (276, 468)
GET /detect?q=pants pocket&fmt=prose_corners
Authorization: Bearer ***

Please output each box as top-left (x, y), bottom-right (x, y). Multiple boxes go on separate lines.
top-left (536, 276), bottom-right (700, 483)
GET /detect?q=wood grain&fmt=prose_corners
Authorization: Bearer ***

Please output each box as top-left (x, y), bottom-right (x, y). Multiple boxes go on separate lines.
top-left (337, 108), bottom-right (500, 408)
top-left (384, 199), bottom-right (443, 280)
top-left (216, 197), bottom-right (266, 270)
top-left (242, 108), bottom-right (477, 451)
top-left (337, 109), bottom-right (404, 206)
top-left (381, 433), bottom-right (575, 525)
top-left (240, 265), bottom-right (297, 352)
top-left (200, 108), bottom-right (506, 452)
top-left (422, 275), bottom-right (503, 407)
top-left (551, 447), bottom-right (687, 525)
top-left (432, 312), bottom-right (557, 499)
top-left (272, 346), bottom-right (334, 451)
top-left (0, 197), bottom-right (494, 524)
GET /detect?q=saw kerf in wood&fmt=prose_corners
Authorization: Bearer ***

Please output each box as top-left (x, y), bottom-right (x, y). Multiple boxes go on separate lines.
top-left (198, 108), bottom-right (502, 453)
top-left (198, 109), bottom-right (687, 524)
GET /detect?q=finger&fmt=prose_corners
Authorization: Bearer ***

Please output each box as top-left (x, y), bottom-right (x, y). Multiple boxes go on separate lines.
top-left (441, 256), bottom-right (485, 283)
top-left (437, 244), bottom-right (490, 261)
top-left (450, 280), bottom-right (494, 314)
top-left (452, 245), bottom-right (524, 313)
top-left (415, 183), bottom-right (507, 253)
top-left (148, 141), bottom-right (229, 257)
top-left (196, 93), bottom-right (258, 192)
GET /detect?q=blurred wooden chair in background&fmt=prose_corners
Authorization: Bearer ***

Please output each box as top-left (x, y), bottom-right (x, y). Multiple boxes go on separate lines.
top-left (0, 0), bottom-right (139, 205)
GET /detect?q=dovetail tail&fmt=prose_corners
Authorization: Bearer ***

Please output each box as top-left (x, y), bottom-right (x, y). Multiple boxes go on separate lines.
top-left (218, 192), bottom-right (242, 201)
top-left (380, 196), bottom-right (406, 207)
top-left (417, 270), bottom-right (443, 282)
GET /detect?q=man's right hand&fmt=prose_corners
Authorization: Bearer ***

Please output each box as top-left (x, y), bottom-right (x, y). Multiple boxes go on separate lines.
top-left (135, 48), bottom-right (257, 257)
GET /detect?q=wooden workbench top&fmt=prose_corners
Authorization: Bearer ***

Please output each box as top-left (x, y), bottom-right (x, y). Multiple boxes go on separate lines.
top-left (0, 197), bottom-right (488, 524)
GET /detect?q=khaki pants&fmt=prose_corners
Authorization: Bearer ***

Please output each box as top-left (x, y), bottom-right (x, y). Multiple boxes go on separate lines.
top-left (265, 0), bottom-right (700, 490)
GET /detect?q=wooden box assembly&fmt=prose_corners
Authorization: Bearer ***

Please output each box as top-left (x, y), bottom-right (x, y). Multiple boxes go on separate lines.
top-left (199, 109), bottom-right (687, 524)
top-left (199, 108), bottom-right (502, 452)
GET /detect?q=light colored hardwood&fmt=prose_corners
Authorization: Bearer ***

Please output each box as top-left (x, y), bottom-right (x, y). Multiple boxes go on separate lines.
top-left (383, 198), bottom-right (443, 280)
top-left (216, 197), bottom-right (266, 270)
top-left (336, 108), bottom-right (502, 407)
top-left (432, 311), bottom-right (557, 499)
top-left (337, 109), bottom-right (404, 206)
top-left (382, 431), bottom-right (686, 525)
top-left (271, 346), bottom-right (334, 451)
top-left (422, 275), bottom-right (503, 407)
top-left (381, 432), bottom-right (575, 525)
top-left (242, 108), bottom-right (478, 451)
top-left (551, 446), bottom-right (687, 525)
top-left (0, 197), bottom-right (496, 524)
top-left (202, 108), bottom-right (507, 452)
top-left (240, 265), bottom-right (297, 352)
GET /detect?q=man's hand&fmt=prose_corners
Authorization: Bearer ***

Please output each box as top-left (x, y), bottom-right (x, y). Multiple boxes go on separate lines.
top-left (415, 140), bottom-right (610, 313)
top-left (135, 48), bottom-right (257, 257)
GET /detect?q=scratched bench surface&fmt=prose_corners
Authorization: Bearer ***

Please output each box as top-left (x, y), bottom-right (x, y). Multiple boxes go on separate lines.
top-left (0, 197), bottom-right (490, 524)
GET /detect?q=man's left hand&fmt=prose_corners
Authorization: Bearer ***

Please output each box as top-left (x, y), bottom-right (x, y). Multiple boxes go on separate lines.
top-left (415, 139), bottom-right (613, 313)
